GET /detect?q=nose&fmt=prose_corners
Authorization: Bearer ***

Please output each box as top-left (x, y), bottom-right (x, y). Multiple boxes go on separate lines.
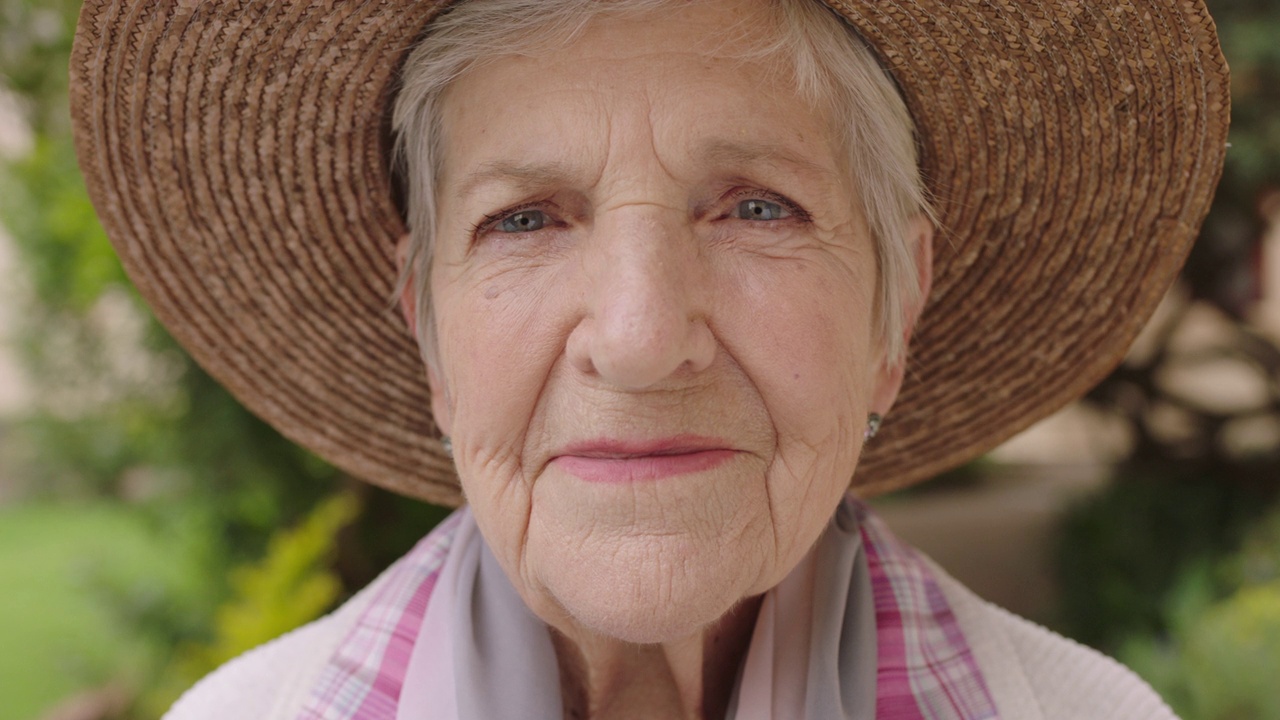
top-left (567, 208), bottom-right (716, 390)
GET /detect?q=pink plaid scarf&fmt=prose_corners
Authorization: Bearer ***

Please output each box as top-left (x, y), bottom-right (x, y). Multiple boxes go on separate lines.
top-left (297, 498), bottom-right (998, 719)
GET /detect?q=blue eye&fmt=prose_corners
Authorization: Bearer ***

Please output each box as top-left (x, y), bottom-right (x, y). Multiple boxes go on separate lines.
top-left (734, 198), bottom-right (790, 221)
top-left (498, 210), bottom-right (547, 233)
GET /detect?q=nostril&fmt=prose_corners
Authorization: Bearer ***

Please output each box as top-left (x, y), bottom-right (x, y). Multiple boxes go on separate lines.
top-left (579, 311), bottom-right (715, 391)
top-left (685, 317), bottom-right (717, 374)
top-left (566, 317), bottom-right (600, 377)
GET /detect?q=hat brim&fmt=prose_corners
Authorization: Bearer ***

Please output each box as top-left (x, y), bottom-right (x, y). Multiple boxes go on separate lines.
top-left (70, 0), bottom-right (1229, 506)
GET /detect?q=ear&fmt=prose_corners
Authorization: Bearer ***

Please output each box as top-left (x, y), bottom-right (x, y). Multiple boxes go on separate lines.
top-left (395, 234), bottom-right (419, 334)
top-left (395, 234), bottom-right (454, 436)
top-left (870, 214), bottom-right (934, 415)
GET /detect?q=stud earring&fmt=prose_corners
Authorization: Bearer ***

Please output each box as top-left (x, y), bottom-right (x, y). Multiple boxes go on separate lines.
top-left (441, 436), bottom-right (453, 458)
top-left (864, 413), bottom-right (883, 440)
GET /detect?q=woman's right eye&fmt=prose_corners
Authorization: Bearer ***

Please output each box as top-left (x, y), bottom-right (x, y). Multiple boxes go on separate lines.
top-left (732, 198), bottom-right (791, 221)
top-left (497, 209), bottom-right (547, 233)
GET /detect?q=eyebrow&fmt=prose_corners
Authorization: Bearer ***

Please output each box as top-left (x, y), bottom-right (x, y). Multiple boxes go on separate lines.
top-left (451, 139), bottom-right (836, 200)
top-left (693, 139), bottom-right (835, 181)
top-left (452, 160), bottom-right (577, 202)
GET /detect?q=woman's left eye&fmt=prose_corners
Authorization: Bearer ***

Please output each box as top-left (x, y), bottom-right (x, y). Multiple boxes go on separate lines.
top-left (497, 209), bottom-right (548, 233)
top-left (733, 198), bottom-right (791, 221)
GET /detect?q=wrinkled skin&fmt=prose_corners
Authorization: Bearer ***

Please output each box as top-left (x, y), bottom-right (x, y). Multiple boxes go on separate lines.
top-left (398, 1), bottom-right (932, 716)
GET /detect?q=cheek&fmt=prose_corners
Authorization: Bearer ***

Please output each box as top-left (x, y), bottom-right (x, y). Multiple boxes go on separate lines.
top-left (430, 263), bottom-right (571, 563)
top-left (438, 294), bottom-right (542, 445)
top-left (714, 258), bottom-right (879, 567)
top-left (433, 250), bottom-right (571, 426)
top-left (721, 256), bottom-right (878, 424)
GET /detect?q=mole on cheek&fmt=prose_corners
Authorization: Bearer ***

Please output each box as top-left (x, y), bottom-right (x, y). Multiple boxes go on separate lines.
top-left (485, 286), bottom-right (500, 300)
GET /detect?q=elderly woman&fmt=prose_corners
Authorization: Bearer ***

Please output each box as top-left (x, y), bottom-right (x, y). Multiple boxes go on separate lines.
top-left (70, 0), bottom-right (1228, 718)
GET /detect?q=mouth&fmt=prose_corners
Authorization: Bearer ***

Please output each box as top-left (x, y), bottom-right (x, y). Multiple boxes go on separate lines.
top-left (551, 436), bottom-right (739, 483)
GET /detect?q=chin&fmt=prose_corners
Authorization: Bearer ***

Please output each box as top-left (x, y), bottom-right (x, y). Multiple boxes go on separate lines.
top-left (540, 538), bottom-right (758, 645)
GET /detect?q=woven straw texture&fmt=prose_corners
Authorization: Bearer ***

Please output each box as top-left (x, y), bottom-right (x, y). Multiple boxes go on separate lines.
top-left (70, 0), bottom-right (1229, 506)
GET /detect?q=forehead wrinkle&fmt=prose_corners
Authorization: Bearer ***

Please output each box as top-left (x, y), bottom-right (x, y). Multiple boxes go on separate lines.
top-left (614, 85), bottom-right (686, 206)
top-left (585, 85), bottom-right (687, 212)
top-left (452, 160), bottom-right (580, 203)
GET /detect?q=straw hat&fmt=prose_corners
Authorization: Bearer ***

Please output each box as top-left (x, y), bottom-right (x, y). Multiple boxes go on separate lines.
top-left (69, 0), bottom-right (1229, 506)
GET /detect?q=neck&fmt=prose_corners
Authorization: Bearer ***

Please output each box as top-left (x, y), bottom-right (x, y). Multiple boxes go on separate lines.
top-left (552, 595), bottom-right (763, 720)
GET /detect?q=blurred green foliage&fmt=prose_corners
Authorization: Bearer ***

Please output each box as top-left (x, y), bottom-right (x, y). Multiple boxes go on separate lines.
top-left (139, 493), bottom-right (360, 718)
top-left (1120, 509), bottom-right (1280, 720)
top-left (0, 502), bottom-right (216, 720)
top-left (1054, 468), bottom-right (1277, 651)
top-left (0, 0), bottom-right (78, 134)
top-left (197, 493), bottom-right (358, 667)
top-left (0, 137), bottom-right (119, 311)
top-left (1214, 3), bottom-right (1280, 193)
top-left (1186, 0), bottom-right (1280, 315)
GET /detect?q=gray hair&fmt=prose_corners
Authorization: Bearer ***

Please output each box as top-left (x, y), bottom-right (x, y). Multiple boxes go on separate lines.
top-left (392, 0), bottom-right (932, 366)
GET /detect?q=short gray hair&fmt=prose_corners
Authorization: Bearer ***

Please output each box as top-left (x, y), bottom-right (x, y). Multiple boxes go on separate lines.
top-left (392, 0), bottom-right (932, 365)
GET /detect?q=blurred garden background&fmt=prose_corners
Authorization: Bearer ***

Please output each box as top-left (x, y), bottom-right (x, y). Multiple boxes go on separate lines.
top-left (1, 1), bottom-right (1279, 719)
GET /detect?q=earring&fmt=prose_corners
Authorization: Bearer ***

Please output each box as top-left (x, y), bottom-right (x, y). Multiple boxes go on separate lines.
top-left (441, 436), bottom-right (453, 458)
top-left (864, 413), bottom-right (883, 440)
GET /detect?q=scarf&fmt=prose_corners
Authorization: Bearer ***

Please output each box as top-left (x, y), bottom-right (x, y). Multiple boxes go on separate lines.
top-left (298, 498), bottom-right (998, 719)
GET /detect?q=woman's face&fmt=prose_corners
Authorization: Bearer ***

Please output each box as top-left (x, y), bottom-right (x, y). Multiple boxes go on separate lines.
top-left (420, 0), bottom-right (915, 644)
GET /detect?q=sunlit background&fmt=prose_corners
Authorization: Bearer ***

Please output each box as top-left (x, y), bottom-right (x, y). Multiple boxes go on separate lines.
top-left (1, 2), bottom-right (1278, 719)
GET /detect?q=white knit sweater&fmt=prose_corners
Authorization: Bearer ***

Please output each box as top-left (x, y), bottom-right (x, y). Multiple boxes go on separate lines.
top-left (165, 555), bottom-right (1178, 719)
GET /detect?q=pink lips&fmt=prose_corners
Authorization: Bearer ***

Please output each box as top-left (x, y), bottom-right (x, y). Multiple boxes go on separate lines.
top-left (551, 436), bottom-right (737, 484)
